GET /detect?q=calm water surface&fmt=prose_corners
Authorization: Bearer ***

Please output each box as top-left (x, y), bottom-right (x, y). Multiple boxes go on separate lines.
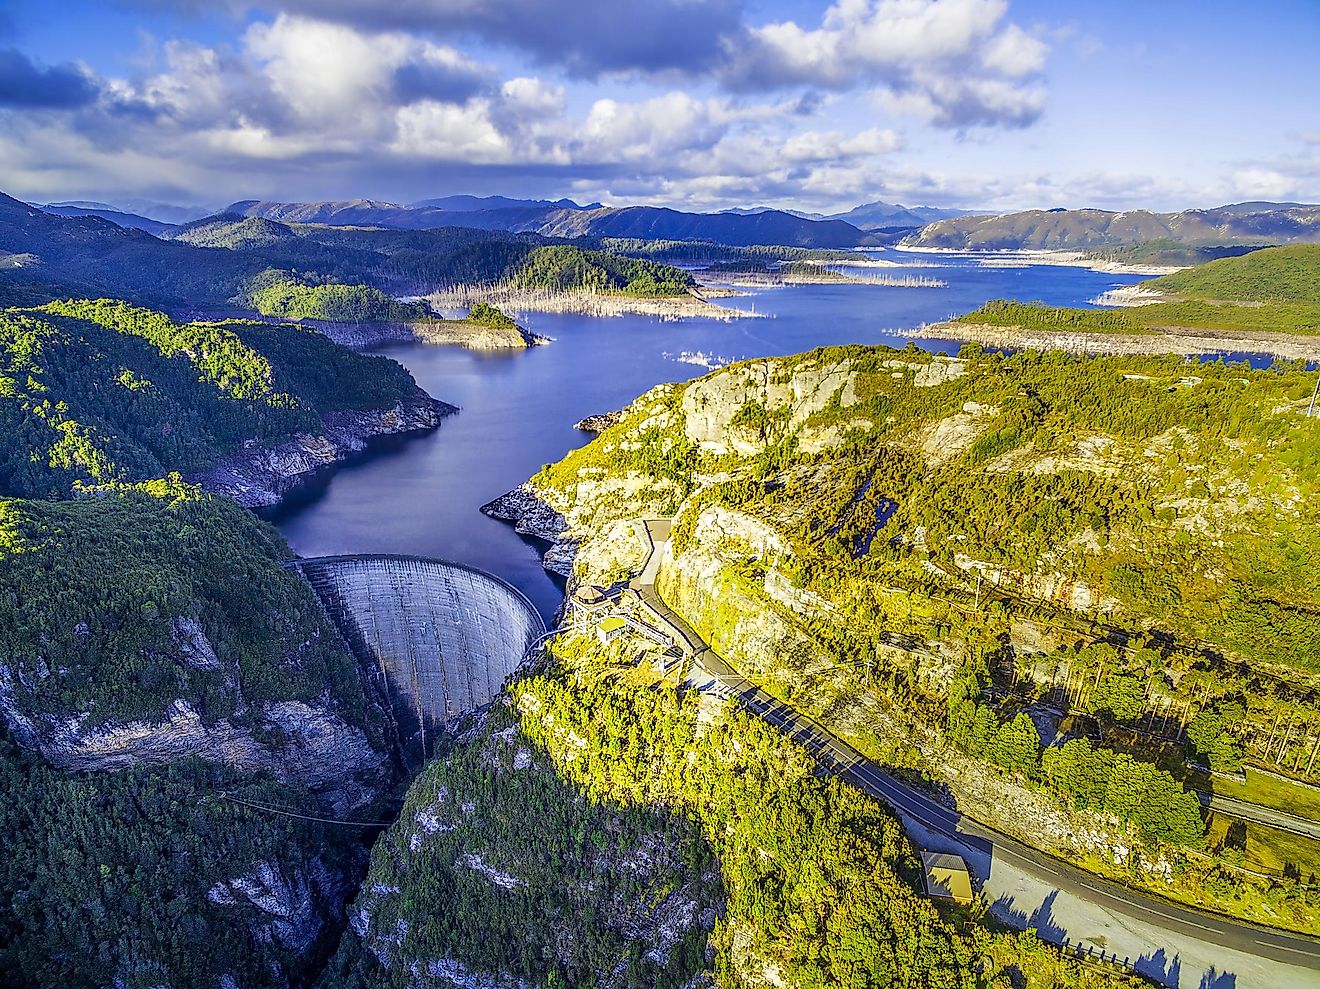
top-left (272, 254), bottom-right (1162, 622)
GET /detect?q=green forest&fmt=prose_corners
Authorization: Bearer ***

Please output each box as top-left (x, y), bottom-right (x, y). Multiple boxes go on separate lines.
top-left (0, 195), bottom-right (701, 314)
top-left (0, 491), bottom-right (391, 988)
top-left (1147, 244), bottom-right (1320, 302)
top-left (0, 738), bottom-right (356, 989)
top-left (241, 269), bottom-right (431, 322)
top-left (331, 633), bottom-right (1133, 989)
top-left (0, 299), bottom-right (422, 498)
top-left (0, 492), bottom-right (373, 727)
top-left (955, 297), bottom-right (1320, 336)
top-left (527, 341), bottom-right (1320, 931)
top-left (959, 244), bottom-right (1320, 338)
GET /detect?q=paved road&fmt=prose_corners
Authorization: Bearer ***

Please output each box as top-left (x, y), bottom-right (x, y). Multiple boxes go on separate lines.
top-left (623, 519), bottom-right (1320, 984)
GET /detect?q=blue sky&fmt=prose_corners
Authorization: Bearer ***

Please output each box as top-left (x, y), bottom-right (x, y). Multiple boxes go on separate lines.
top-left (0, 0), bottom-right (1316, 213)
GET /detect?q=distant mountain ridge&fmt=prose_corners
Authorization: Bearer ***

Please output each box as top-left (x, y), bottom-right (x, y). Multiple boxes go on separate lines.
top-left (39, 203), bottom-right (176, 236)
top-left (723, 200), bottom-right (982, 230)
top-left (830, 200), bottom-right (985, 230)
top-left (226, 198), bottom-right (876, 248)
top-left (46, 198), bottom-right (213, 225)
top-left (903, 202), bottom-right (1320, 251)
top-left (411, 194), bottom-right (599, 211)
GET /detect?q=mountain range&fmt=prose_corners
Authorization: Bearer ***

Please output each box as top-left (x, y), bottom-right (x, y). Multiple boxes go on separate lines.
top-left (223, 199), bottom-right (877, 248)
top-left (722, 200), bottom-right (982, 229)
top-left (903, 202), bottom-right (1320, 251)
top-left (25, 193), bottom-right (1320, 257)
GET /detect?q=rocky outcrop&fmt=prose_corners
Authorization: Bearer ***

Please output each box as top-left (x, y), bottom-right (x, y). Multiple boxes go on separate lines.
top-left (0, 676), bottom-right (389, 813)
top-left (481, 483), bottom-right (574, 575)
top-left (207, 857), bottom-right (350, 958)
top-left (312, 319), bottom-right (546, 351)
top-left (191, 389), bottom-right (454, 508)
top-left (574, 409), bottom-right (626, 432)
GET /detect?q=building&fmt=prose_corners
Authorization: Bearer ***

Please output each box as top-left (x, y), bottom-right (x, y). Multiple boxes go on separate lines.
top-left (595, 615), bottom-right (629, 645)
top-left (920, 851), bottom-right (973, 905)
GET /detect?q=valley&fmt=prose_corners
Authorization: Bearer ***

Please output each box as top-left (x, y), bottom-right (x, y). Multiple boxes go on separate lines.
top-left (3, 191), bottom-right (1319, 989)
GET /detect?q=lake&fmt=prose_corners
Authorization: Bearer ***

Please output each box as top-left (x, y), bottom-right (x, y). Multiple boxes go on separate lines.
top-left (271, 252), bottom-right (1156, 622)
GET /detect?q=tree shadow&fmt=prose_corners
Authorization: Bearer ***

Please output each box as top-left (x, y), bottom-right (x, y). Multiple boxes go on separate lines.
top-left (1027, 889), bottom-right (1067, 943)
top-left (1198, 968), bottom-right (1237, 989)
top-left (1135, 947), bottom-right (1182, 987)
top-left (987, 890), bottom-right (1067, 945)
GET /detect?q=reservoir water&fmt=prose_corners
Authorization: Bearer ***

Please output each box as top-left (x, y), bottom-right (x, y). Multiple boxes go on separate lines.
top-left (271, 253), bottom-right (1157, 622)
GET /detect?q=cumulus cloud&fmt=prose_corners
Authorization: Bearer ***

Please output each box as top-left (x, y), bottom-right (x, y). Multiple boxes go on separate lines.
top-left (0, 3), bottom-right (1071, 210)
top-left (0, 49), bottom-right (100, 108)
top-left (724, 0), bottom-right (1047, 128)
top-left (0, 11), bottom-right (907, 208)
top-left (1231, 167), bottom-right (1297, 202)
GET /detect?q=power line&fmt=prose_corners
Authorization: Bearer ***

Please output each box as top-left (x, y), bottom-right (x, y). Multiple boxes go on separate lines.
top-left (213, 791), bottom-right (395, 828)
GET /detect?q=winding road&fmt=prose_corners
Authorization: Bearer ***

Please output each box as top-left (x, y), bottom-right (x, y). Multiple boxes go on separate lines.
top-left (610, 518), bottom-right (1320, 989)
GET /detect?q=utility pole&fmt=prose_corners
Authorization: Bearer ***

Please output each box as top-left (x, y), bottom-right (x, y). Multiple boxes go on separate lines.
top-left (974, 572), bottom-right (984, 611)
top-left (1309, 371), bottom-right (1320, 418)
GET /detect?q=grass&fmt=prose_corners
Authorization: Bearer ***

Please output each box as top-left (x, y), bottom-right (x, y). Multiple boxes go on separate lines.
top-left (1205, 813), bottom-right (1320, 882)
top-left (1191, 767), bottom-right (1320, 822)
top-left (955, 299), bottom-right (1320, 337)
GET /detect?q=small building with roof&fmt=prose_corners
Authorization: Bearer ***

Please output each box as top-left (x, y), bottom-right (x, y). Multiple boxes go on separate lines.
top-left (920, 851), bottom-right (973, 905)
top-left (595, 615), bottom-right (629, 645)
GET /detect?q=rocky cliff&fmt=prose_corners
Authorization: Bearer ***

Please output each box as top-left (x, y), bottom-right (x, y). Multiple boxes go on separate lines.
top-left (312, 318), bottom-right (546, 351)
top-left (191, 389), bottom-right (454, 508)
top-left (484, 343), bottom-right (1320, 911)
top-left (0, 495), bottom-right (401, 987)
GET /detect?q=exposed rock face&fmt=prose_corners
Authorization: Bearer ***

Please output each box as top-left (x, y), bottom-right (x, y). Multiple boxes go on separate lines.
top-left (0, 678), bottom-right (388, 814)
top-left (191, 389), bottom-right (454, 508)
top-left (311, 319), bottom-right (545, 351)
top-left (481, 483), bottom-right (568, 543)
top-left (481, 483), bottom-right (575, 575)
top-left (680, 357), bottom-right (858, 456)
top-left (574, 409), bottom-right (626, 432)
top-left (207, 857), bottom-right (347, 958)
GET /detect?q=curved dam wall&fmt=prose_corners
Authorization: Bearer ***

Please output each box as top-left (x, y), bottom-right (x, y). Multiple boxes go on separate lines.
top-left (294, 555), bottom-right (545, 765)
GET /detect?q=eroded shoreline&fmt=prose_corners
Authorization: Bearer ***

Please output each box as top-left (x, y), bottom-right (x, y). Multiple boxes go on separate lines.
top-left (913, 320), bottom-right (1320, 360)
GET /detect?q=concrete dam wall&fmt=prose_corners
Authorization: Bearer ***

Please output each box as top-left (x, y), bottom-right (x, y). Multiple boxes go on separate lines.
top-left (294, 555), bottom-right (545, 765)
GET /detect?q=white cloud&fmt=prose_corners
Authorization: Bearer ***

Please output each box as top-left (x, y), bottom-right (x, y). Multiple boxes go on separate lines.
top-left (392, 100), bottom-right (511, 163)
top-left (1231, 167), bottom-right (1298, 202)
top-left (980, 23), bottom-right (1047, 76)
top-left (725, 0), bottom-right (1048, 129)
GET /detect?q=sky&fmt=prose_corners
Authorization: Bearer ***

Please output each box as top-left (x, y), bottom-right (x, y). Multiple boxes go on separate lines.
top-left (0, 0), bottom-right (1317, 215)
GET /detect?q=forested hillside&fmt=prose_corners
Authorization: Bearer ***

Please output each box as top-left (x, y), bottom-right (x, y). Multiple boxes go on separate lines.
top-left (0, 193), bottom-right (703, 312)
top-left (1146, 244), bottom-right (1320, 302)
top-left (511, 343), bottom-right (1320, 930)
top-left (952, 247), bottom-right (1320, 342)
top-left (240, 270), bottom-right (431, 321)
top-left (328, 633), bottom-right (1132, 989)
top-left (903, 202), bottom-right (1320, 251)
top-left (0, 300), bottom-right (427, 498)
top-left (0, 492), bottom-right (395, 987)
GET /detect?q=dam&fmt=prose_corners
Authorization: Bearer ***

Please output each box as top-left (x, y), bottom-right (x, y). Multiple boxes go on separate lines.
top-left (293, 555), bottom-right (545, 766)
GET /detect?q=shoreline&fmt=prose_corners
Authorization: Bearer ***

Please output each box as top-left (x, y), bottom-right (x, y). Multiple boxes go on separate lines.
top-left (697, 271), bottom-right (947, 289)
top-left (191, 389), bottom-right (455, 509)
top-left (425, 285), bottom-right (750, 321)
top-left (894, 245), bottom-right (1186, 276)
top-left (912, 320), bottom-right (1320, 361)
top-left (306, 318), bottom-right (544, 351)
